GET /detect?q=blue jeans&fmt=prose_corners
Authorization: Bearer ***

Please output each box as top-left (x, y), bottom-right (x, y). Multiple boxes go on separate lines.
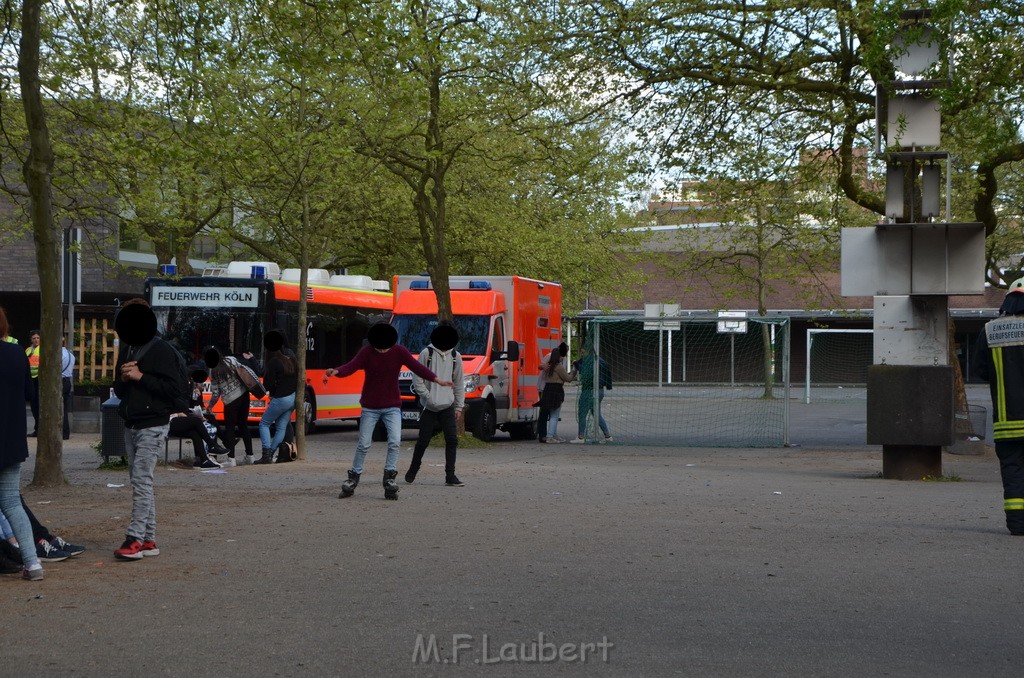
top-left (352, 407), bottom-right (401, 474)
top-left (547, 405), bottom-right (561, 438)
top-left (259, 393), bottom-right (296, 451)
top-left (0, 463), bottom-right (40, 570)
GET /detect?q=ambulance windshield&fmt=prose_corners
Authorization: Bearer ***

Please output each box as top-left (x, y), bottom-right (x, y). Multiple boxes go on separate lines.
top-left (392, 314), bottom-right (489, 356)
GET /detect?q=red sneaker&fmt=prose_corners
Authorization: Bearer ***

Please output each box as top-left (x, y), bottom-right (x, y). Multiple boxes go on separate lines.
top-left (140, 541), bottom-right (160, 557)
top-left (114, 538), bottom-right (144, 560)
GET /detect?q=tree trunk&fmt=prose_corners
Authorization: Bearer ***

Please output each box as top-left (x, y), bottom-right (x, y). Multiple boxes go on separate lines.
top-left (20, 0), bottom-right (65, 486)
top-left (950, 320), bottom-right (976, 438)
top-left (294, 193), bottom-right (310, 461)
top-left (761, 322), bottom-right (774, 399)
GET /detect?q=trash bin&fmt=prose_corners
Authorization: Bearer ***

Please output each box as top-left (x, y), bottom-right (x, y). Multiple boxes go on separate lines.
top-left (968, 404), bottom-right (987, 441)
top-left (101, 395), bottom-right (125, 460)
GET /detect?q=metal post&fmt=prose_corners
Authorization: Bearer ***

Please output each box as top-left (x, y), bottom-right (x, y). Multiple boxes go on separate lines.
top-left (681, 325), bottom-right (687, 382)
top-left (805, 330), bottom-right (813, 405)
top-left (657, 327), bottom-right (663, 388)
top-left (593, 322), bottom-right (601, 440)
top-left (783, 320), bottom-right (791, 446)
top-left (730, 334), bottom-right (736, 386)
top-left (667, 329), bottom-right (673, 384)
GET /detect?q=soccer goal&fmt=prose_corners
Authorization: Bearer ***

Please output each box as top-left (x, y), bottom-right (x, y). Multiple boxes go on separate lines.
top-left (804, 329), bottom-right (872, 404)
top-left (566, 316), bottom-right (791, 447)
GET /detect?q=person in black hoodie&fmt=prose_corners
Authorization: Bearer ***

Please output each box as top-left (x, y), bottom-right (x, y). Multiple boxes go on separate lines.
top-left (112, 299), bottom-right (185, 561)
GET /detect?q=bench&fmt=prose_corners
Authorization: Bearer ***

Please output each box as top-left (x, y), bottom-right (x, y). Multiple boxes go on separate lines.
top-left (164, 435), bottom-right (193, 464)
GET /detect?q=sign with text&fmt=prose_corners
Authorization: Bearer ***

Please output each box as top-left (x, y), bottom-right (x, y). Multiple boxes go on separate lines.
top-left (151, 286), bottom-right (260, 308)
top-left (717, 311), bottom-right (748, 334)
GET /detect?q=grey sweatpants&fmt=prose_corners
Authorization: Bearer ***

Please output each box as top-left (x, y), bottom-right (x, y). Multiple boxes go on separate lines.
top-left (124, 424), bottom-right (168, 542)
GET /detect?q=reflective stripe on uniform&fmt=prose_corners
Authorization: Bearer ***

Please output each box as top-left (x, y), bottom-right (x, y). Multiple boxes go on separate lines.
top-left (993, 421), bottom-right (1024, 440)
top-left (993, 347), bottom-right (1007, 423)
top-left (1004, 498), bottom-right (1024, 511)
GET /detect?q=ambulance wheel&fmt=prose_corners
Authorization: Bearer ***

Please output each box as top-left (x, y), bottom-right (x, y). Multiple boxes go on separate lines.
top-left (472, 401), bottom-right (496, 442)
top-left (303, 388), bottom-right (317, 435)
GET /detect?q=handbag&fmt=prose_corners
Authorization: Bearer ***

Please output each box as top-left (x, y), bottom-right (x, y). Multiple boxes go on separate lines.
top-left (235, 363), bottom-right (267, 399)
top-left (277, 441), bottom-right (297, 462)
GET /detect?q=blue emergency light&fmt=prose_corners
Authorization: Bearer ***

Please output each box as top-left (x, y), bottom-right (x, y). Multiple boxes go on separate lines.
top-left (159, 264), bottom-right (177, 276)
top-left (410, 280), bottom-right (431, 289)
top-left (251, 265), bottom-right (267, 280)
top-left (468, 280), bottom-right (491, 290)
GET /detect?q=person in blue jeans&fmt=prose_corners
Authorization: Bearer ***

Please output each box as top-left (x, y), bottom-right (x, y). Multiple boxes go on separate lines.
top-left (0, 306), bottom-right (44, 580)
top-left (326, 323), bottom-right (451, 500)
top-left (257, 330), bottom-right (297, 465)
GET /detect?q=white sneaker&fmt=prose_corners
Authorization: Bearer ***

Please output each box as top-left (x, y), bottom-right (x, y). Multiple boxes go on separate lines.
top-left (221, 458), bottom-right (236, 468)
top-left (568, 437), bottom-right (585, 444)
top-left (603, 436), bottom-right (613, 443)
top-left (241, 454), bottom-right (254, 465)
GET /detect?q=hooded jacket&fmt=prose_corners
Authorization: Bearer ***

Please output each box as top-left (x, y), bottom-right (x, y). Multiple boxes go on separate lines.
top-left (113, 338), bottom-right (185, 429)
top-left (412, 345), bottom-right (465, 413)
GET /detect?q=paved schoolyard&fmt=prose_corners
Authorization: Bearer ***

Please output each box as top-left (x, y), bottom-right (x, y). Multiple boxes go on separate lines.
top-left (1, 422), bottom-right (1019, 677)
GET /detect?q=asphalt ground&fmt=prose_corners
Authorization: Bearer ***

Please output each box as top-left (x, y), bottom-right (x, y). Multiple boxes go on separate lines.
top-left (1, 404), bottom-right (1020, 678)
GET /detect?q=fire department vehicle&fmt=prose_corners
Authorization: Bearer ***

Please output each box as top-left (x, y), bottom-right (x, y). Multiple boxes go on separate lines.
top-left (391, 275), bottom-right (563, 441)
top-left (146, 261), bottom-right (392, 431)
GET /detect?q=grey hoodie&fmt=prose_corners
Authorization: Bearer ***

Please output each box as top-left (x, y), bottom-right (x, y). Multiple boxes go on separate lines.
top-left (412, 344), bottom-right (465, 412)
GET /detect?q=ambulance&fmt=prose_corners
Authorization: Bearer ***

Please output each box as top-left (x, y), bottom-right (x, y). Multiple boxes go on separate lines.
top-left (391, 275), bottom-right (563, 441)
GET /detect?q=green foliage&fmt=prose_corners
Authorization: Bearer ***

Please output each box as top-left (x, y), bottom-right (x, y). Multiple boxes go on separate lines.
top-left (1, 0), bottom-right (645, 308)
top-left (577, 0), bottom-right (1024, 284)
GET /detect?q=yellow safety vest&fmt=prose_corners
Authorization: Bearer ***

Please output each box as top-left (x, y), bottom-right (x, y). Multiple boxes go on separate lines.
top-left (26, 345), bottom-right (40, 379)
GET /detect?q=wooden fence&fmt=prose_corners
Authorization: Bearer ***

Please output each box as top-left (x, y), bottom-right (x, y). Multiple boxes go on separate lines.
top-left (71, 317), bottom-right (118, 383)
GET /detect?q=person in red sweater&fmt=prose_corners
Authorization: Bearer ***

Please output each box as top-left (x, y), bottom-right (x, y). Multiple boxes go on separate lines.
top-left (326, 323), bottom-right (452, 500)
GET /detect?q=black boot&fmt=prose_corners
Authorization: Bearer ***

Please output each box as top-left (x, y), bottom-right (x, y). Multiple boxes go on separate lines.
top-left (404, 462), bottom-right (420, 484)
top-left (339, 470), bottom-right (360, 498)
top-left (383, 469), bottom-right (399, 500)
top-left (254, 447), bottom-right (274, 465)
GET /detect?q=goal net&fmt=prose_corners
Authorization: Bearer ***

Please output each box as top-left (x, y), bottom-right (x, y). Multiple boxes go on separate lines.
top-left (804, 329), bottom-right (872, 403)
top-left (563, 316), bottom-right (791, 447)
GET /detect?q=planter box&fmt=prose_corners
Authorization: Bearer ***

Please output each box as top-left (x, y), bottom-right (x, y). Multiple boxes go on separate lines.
top-left (71, 395), bottom-right (101, 434)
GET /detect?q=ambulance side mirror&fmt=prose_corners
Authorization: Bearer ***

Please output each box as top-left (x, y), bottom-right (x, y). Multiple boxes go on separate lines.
top-left (491, 340), bottom-right (520, 363)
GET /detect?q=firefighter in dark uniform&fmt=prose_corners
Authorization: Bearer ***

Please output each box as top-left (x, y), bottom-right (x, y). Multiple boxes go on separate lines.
top-left (975, 277), bottom-right (1024, 535)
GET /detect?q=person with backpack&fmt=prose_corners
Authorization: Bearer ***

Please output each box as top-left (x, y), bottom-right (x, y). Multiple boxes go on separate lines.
top-left (112, 298), bottom-right (189, 561)
top-left (404, 324), bottom-right (466, 486)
